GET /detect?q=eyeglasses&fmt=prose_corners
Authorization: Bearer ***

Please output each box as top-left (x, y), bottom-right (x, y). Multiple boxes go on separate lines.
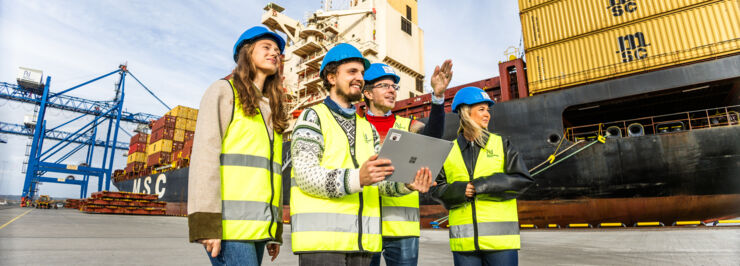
top-left (372, 83), bottom-right (400, 91)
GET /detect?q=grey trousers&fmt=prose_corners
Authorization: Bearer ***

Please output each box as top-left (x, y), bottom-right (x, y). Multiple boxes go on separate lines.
top-left (299, 252), bottom-right (374, 266)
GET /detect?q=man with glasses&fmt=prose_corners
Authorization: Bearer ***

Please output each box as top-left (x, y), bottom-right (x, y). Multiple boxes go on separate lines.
top-left (362, 61), bottom-right (453, 266)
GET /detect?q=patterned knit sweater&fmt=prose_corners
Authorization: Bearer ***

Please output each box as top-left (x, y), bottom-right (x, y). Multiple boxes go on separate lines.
top-left (291, 97), bottom-right (412, 198)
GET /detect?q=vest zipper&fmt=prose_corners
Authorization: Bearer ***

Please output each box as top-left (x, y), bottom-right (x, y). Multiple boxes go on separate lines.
top-left (465, 143), bottom-right (481, 251)
top-left (268, 136), bottom-right (275, 240)
top-left (351, 135), bottom-right (364, 252)
top-left (470, 181), bottom-right (480, 251)
top-left (260, 109), bottom-right (276, 240)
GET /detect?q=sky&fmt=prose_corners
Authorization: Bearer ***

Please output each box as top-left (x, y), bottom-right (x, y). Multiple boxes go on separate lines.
top-left (0, 0), bottom-right (522, 197)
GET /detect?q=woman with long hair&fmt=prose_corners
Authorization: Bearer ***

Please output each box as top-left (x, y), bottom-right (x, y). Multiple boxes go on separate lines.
top-left (430, 87), bottom-right (534, 266)
top-left (188, 26), bottom-right (288, 265)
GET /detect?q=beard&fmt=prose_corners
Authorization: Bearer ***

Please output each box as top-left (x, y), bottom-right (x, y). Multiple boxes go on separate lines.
top-left (346, 90), bottom-right (362, 102)
top-left (337, 83), bottom-right (363, 102)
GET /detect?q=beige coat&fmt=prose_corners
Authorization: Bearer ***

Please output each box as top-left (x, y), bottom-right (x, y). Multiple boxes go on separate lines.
top-left (187, 79), bottom-right (281, 243)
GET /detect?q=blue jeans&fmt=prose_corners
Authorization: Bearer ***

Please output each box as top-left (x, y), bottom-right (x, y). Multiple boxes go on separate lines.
top-left (370, 237), bottom-right (419, 266)
top-left (452, 250), bottom-right (518, 266)
top-left (204, 240), bottom-right (266, 266)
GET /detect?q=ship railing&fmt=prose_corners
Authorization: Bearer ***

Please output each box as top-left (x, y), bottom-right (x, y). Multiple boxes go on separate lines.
top-left (297, 72), bottom-right (321, 84)
top-left (529, 38), bottom-right (740, 91)
top-left (297, 50), bottom-right (327, 65)
top-left (566, 104), bottom-right (740, 141)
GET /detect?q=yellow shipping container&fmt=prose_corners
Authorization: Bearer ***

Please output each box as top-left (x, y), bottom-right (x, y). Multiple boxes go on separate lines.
top-left (175, 117), bottom-right (188, 130)
top-left (127, 152), bottom-right (146, 164)
top-left (187, 119), bottom-right (197, 131)
top-left (526, 0), bottom-right (740, 94)
top-left (521, 0), bottom-right (713, 49)
top-left (174, 129), bottom-right (185, 142)
top-left (192, 109), bottom-right (199, 120)
top-left (166, 105), bottom-right (195, 118)
top-left (518, 0), bottom-right (553, 12)
top-left (147, 139), bottom-right (173, 155)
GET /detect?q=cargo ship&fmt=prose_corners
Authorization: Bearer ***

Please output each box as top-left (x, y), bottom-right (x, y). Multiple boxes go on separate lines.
top-left (115, 0), bottom-right (740, 226)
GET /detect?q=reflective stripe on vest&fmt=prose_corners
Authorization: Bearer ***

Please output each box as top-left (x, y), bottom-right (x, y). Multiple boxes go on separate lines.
top-left (443, 134), bottom-right (520, 252)
top-left (220, 79), bottom-right (282, 241)
top-left (378, 115), bottom-right (420, 238)
top-left (290, 103), bottom-right (381, 253)
top-left (291, 213), bottom-right (381, 234)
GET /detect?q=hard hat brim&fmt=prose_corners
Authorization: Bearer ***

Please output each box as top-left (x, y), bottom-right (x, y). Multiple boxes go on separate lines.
top-left (233, 31), bottom-right (286, 62)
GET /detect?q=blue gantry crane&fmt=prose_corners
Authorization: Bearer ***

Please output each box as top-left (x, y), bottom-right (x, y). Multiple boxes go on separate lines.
top-left (0, 65), bottom-right (168, 199)
top-left (0, 121), bottom-right (129, 149)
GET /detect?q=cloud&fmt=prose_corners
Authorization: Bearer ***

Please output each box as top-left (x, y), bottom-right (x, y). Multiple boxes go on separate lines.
top-left (419, 1), bottom-right (522, 87)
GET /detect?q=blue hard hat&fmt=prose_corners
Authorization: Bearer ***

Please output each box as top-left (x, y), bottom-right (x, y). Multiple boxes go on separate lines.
top-left (364, 63), bottom-right (400, 84)
top-left (320, 43), bottom-right (370, 78)
top-left (233, 26), bottom-right (286, 62)
top-left (451, 87), bottom-right (495, 113)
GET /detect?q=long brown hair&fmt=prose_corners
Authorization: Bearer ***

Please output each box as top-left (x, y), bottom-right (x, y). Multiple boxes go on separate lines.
top-left (458, 104), bottom-right (491, 150)
top-left (232, 42), bottom-right (288, 134)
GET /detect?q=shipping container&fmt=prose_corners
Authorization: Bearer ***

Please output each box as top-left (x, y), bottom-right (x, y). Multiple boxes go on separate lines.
top-left (126, 162), bottom-right (146, 172)
top-left (147, 139), bottom-right (173, 155)
top-left (166, 105), bottom-right (196, 118)
top-left (526, 0), bottom-right (740, 94)
top-left (128, 143), bottom-right (146, 155)
top-left (192, 109), bottom-right (199, 120)
top-left (172, 141), bottom-right (184, 152)
top-left (518, 0), bottom-right (552, 12)
top-left (147, 152), bottom-right (172, 166)
top-left (186, 119), bottom-right (197, 131)
top-left (152, 115), bottom-right (176, 131)
top-left (181, 139), bottom-right (194, 159)
top-left (174, 129), bottom-right (185, 142)
top-left (520, 0), bottom-right (713, 49)
top-left (184, 130), bottom-right (195, 142)
top-left (130, 133), bottom-right (149, 144)
top-left (175, 117), bottom-right (189, 130)
top-left (127, 152), bottom-right (147, 164)
top-left (150, 127), bottom-right (175, 143)
top-left (170, 151), bottom-right (181, 164)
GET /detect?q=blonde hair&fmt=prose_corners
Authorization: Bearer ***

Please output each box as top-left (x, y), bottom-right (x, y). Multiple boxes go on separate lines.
top-left (457, 105), bottom-right (491, 149)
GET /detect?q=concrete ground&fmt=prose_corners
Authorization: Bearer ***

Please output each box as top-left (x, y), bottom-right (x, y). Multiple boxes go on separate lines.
top-left (1, 207), bottom-right (738, 265)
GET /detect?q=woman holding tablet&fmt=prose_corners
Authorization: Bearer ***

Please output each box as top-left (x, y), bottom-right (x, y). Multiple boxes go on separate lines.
top-left (430, 87), bottom-right (534, 266)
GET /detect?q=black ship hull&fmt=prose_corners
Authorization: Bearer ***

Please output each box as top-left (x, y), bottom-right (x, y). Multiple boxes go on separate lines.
top-left (113, 167), bottom-right (189, 215)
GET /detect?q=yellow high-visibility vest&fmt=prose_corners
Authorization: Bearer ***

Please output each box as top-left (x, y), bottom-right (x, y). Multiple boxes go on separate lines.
top-left (290, 103), bottom-right (382, 253)
top-left (443, 133), bottom-right (520, 252)
top-left (379, 115), bottom-right (420, 238)
top-left (220, 79), bottom-right (283, 241)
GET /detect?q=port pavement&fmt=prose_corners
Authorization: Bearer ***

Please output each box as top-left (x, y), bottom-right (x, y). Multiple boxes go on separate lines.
top-left (1, 207), bottom-right (738, 265)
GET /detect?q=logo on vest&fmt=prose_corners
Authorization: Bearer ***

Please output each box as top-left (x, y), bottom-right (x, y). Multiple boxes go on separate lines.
top-left (486, 149), bottom-right (499, 158)
top-left (364, 133), bottom-right (372, 144)
top-left (394, 121), bottom-right (404, 129)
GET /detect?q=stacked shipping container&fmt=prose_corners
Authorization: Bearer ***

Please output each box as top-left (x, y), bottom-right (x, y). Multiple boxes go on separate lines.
top-left (113, 105), bottom-right (198, 182)
top-left (518, 0), bottom-right (740, 94)
top-left (165, 105), bottom-right (197, 169)
top-left (125, 132), bottom-right (148, 176)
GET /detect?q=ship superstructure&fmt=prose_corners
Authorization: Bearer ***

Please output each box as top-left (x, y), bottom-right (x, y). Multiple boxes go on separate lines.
top-left (260, 0), bottom-right (425, 133)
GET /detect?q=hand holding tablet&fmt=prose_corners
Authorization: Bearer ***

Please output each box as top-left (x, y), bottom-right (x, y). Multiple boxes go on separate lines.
top-left (377, 129), bottom-right (454, 184)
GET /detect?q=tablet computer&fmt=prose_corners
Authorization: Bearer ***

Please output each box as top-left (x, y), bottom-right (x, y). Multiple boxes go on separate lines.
top-left (377, 128), bottom-right (454, 184)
